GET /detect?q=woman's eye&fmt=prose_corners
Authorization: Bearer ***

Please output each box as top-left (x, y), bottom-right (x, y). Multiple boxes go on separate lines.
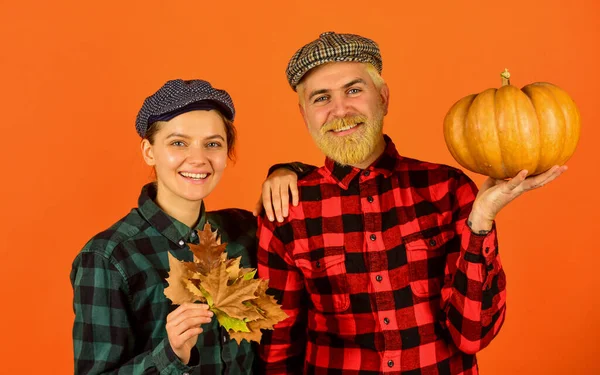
top-left (206, 142), bottom-right (221, 148)
top-left (171, 141), bottom-right (186, 147)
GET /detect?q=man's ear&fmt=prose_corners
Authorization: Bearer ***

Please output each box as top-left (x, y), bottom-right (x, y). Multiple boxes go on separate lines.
top-left (141, 139), bottom-right (156, 166)
top-left (379, 83), bottom-right (390, 116)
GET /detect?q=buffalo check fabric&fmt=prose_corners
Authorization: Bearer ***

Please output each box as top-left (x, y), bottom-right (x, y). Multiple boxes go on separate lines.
top-left (257, 135), bottom-right (506, 374)
top-left (70, 183), bottom-right (257, 375)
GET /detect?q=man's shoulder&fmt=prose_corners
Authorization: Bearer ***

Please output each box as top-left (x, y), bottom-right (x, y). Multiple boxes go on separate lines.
top-left (397, 156), bottom-right (468, 181)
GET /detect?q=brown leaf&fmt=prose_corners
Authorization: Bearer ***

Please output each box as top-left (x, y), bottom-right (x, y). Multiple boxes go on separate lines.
top-left (164, 252), bottom-right (200, 304)
top-left (225, 257), bottom-right (241, 281)
top-left (250, 280), bottom-right (289, 329)
top-left (189, 223), bottom-right (228, 275)
top-left (229, 321), bottom-right (264, 344)
top-left (199, 261), bottom-right (263, 321)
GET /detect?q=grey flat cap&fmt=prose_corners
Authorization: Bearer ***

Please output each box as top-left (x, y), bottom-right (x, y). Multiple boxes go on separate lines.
top-left (135, 79), bottom-right (235, 138)
top-left (286, 31), bottom-right (382, 91)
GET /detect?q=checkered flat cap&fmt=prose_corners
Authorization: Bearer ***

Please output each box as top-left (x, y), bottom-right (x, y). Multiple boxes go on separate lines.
top-left (135, 79), bottom-right (235, 138)
top-left (286, 31), bottom-right (382, 90)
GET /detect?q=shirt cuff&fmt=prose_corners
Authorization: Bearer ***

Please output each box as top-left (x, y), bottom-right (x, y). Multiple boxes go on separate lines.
top-left (152, 337), bottom-right (199, 374)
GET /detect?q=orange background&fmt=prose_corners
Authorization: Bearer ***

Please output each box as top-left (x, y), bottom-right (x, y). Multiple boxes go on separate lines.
top-left (1, 1), bottom-right (599, 374)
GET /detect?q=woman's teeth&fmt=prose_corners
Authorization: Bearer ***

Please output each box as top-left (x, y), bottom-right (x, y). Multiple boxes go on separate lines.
top-left (333, 123), bottom-right (361, 132)
top-left (180, 172), bottom-right (208, 180)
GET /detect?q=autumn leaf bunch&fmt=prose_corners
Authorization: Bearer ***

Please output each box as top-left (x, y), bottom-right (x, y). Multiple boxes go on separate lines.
top-left (163, 224), bottom-right (287, 343)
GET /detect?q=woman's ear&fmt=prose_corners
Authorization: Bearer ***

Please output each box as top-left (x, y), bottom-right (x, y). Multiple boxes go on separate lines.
top-left (141, 139), bottom-right (156, 166)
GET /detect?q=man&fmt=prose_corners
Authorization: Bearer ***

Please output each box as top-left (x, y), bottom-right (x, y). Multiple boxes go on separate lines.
top-left (257, 32), bottom-right (566, 374)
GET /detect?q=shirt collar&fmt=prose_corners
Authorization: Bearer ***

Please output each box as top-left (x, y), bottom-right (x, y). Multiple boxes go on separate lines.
top-left (137, 183), bottom-right (207, 246)
top-left (324, 134), bottom-right (401, 189)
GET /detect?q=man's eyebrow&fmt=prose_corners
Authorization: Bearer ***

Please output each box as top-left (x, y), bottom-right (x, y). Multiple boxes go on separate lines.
top-left (308, 88), bottom-right (329, 101)
top-left (308, 78), bottom-right (367, 101)
top-left (343, 78), bottom-right (366, 89)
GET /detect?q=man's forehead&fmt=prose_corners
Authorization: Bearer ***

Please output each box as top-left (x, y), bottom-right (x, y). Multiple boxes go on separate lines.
top-left (302, 62), bottom-right (371, 90)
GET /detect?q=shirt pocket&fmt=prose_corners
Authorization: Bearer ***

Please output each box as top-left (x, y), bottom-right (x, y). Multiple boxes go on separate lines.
top-left (404, 229), bottom-right (455, 298)
top-left (295, 248), bottom-right (350, 313)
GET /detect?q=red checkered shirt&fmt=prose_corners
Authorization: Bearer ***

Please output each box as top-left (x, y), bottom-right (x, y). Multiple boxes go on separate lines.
top-left (257, 135), bottom-right (506, 374)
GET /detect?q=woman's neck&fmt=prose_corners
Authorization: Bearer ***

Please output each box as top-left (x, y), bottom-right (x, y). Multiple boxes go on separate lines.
top-left (155, 183), bottom-right (202, 228)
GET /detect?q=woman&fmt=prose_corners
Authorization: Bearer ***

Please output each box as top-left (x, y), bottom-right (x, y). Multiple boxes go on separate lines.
top-left (70, 79), bottom-right (310, 374)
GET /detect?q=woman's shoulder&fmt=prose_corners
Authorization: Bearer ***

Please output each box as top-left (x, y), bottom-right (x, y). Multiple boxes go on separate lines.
top-left (77, 208), bottom-right (148, 261)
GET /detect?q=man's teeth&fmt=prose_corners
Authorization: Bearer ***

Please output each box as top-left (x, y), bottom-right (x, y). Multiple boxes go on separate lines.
top-left (180, 172), bottom-right (208, 179)
top-left (333, 123), bottom-right (360, 132)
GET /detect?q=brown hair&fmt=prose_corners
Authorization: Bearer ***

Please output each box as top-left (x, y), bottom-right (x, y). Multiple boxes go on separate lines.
top-left (144, 109), bottom-right (237, 160)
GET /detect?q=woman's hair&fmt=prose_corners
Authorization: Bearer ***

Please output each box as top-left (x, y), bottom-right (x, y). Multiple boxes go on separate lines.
top-left (144, 109), bottom-right (237, 161)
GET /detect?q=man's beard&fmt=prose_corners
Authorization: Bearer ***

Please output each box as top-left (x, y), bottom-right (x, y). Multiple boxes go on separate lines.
top-left (309, 110), bottom-right (384, 166)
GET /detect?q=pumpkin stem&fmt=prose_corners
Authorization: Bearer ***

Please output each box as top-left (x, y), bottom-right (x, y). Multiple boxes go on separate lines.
top-left (501, 68), bottom-right (511, 86)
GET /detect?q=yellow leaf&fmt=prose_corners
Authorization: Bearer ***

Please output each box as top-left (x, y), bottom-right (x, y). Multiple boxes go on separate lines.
top-left (214, 309), bottom-right (250, 332)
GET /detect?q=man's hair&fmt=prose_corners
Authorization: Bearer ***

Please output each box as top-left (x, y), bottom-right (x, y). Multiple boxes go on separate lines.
top-left (297, 63), bottom-right (385, 108)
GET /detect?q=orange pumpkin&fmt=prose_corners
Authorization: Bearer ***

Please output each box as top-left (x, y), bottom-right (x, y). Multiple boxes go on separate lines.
top-left (443, 69), bottom-right (581, 179)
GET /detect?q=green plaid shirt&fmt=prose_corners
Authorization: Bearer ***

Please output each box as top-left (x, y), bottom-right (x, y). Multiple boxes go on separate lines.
top-left (71, 183), bottom-right (258, 375)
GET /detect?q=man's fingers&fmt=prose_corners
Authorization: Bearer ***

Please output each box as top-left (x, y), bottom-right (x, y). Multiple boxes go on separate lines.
top-left (523, 165), bottom-right (566, 190)
top-left (280, 185), bottom-right (290, 219)
top-left (505, 170), bottom-right (528, 191)
top-left (290, 183), bottom-right (299, 207)
top-left (252, 199), bottom-right (261, 217)
top-left (262, 184), bottom-right (275, 221)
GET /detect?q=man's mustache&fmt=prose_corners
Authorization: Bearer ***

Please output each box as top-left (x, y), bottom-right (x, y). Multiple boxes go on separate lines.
top-left (321, 115), bottom-right (368, 134)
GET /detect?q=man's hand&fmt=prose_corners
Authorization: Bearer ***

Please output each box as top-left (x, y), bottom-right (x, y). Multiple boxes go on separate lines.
top-left (468, 165), bottom-right (568, 233)
top-left (253, 168), bottom-right (300, 222)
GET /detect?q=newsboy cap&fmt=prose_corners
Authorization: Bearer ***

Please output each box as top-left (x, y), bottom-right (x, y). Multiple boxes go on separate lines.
top-left (135, 79), bottom-right (235, 138)
top-left (285, 31), bottom-right (382, 90)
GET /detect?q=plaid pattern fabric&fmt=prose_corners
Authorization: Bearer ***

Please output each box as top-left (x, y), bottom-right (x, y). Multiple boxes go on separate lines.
top-left (257, 135), bottom-right (506, 374)
top-left (71, 183), bottom-right (257, 374)
top-left (285, 31), bottom-right (383, 90)
top-left (135, 79), bottom-right (235, 138)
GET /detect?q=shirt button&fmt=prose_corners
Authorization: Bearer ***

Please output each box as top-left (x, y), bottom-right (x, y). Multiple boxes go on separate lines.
top-left (190, 231), bottom-right (196, 238)
top-left (363, 170), bottom-right (370, 176)
top-left (388, 360), bottom-right (394, 367)
top-left (370, 234), bottom-right (376, 241)
top-left (315, 261), bottom-right (321, 268)
top-left (429, 239), bottom-right (437, 247)
top-left (223, 335), bottom-right (228, 343)
top-left (367, 196), bottom-right (374, 203)
top-left (383, 317), bottom-right (390, 325)
top-left (178, 240), bottom-right (185, 246)
top-left (375, 275), bottom-right (383, 282)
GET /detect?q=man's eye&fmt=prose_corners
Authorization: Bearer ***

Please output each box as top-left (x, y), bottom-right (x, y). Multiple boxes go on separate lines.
top-left (314, 95), bottom-right (328, 103)
top-left (348, 88), bottom-right (361, 94)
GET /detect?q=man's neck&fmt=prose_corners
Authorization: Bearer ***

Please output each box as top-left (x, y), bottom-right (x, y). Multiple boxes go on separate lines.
top-left (350, 136), bottom-right (387, 170)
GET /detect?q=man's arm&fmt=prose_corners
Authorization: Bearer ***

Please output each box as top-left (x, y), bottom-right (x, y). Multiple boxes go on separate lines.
top-left (256, 216), bottom-right (308, 375)
top-left (254, 162), bottom-right (318, 222)
top-left (439, 170), bottom-right (507, 354)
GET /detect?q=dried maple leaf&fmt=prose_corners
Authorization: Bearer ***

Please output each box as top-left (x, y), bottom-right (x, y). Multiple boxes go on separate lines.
top-left (164, 252), bottom-right (202, 305)
top-left (189, 223), bottom-right (228, 275)
top-left (163, 223), bottom-right (288, 344)
top-left (251, 280), bottom-right (289, 330)
top-left (199, 261), bottom-right (263, 321)
top-left (228, 321), bottom-right (263, 344)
